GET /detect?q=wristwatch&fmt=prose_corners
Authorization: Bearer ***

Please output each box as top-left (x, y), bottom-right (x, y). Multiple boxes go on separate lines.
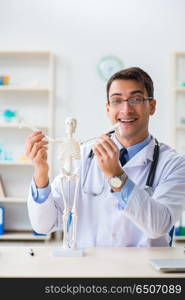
top-left (109, 172), bottom-right (128, 189)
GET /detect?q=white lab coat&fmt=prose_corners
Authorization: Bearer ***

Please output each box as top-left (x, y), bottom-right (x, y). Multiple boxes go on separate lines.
top-left (28, 137), bottom-right (185, 247)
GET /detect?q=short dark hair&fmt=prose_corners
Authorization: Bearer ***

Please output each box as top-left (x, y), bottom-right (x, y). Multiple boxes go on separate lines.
top-left (106, 67), bottom-right (154, 102)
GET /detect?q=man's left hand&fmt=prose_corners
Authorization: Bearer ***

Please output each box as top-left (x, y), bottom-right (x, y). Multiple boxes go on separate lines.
top-left (92, 134), bottom-right (123, 178)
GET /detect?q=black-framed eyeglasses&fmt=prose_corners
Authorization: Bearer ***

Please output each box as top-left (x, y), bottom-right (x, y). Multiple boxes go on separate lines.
top-left (109, 97), bottom-right (153, 107)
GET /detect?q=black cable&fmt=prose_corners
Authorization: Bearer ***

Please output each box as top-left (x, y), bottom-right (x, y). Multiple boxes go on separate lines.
top-left (146, 139), bottom-right (160, 187)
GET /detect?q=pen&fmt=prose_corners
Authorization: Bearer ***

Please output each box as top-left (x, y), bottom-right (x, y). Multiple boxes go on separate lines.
top-left (29, 248), bottom-right (34, 256)
top-left (80, 122), bottom-right (120, 146)
top-left (88, 128), bottom-right (118, 158)
top-left (107, 129), bottom-right (115, 136)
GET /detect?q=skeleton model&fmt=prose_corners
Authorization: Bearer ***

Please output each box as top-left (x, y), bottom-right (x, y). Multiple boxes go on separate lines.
top-left (56, 117), bottom-right (81, 249)
top-left (19, 117), bottom-right (81, 250)
top-left (19, 118), bottom-right (120, 252)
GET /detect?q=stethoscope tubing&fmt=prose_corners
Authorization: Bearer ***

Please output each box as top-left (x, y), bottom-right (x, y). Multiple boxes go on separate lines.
top-left (83, 137), bottom-right (159, 196)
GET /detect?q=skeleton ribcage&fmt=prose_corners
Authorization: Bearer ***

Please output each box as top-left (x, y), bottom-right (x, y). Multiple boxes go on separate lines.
top-left (58, 141), bottom-right (81, 161)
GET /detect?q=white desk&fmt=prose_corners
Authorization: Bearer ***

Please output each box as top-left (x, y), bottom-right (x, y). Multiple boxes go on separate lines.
top-left (0, 246), bottom-right (185, 278)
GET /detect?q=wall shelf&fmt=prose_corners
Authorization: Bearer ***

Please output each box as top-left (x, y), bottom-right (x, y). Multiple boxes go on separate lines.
top-left (175, 125), bottom-right (185, 130)
top-left (0, 161), bottom-right (33, 166)
top-left (0, 123), bottom-right (49, 129)
top-left (0, 86), bottom-right (50, 92)
top-left (0, 50), bottom-right (54, 241)
top-left (174, 236), bottom-right (185, 241)
top-left (0, 50), bottom-right (51, 55)
top-left (0, 197), bottom-right (27, 203)
top-left (173, 52), bottom-right (185, 153)
top-left (175, 88), bottom-right (185, 93)
top-left (0, 231), bottom-right (50, 240)
top-left (173, 52), bottom-right (185, 240)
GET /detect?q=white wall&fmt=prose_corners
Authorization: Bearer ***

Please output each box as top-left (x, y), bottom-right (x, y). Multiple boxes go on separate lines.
top-left (1, 0), bottom-right (185, 174)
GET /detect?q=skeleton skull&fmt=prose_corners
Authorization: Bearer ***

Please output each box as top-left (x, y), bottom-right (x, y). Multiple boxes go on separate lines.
top-left (65, 117), bottom-right (77, 135)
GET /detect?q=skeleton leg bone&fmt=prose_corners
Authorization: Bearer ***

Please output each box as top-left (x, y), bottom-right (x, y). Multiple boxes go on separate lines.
top-left (70, 176), bottom-right (80, 249)
top-left (60, 177), bottom-right (70, 249)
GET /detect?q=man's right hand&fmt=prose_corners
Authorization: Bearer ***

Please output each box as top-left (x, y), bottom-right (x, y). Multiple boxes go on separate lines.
top-left (25, 131), bottom-right (49, 188)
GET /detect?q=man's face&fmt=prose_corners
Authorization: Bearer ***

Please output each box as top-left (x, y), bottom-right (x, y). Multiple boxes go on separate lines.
top-left (106, 79), bottom-right (156, 145)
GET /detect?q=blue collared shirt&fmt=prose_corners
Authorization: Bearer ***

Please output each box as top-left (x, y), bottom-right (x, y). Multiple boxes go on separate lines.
top-left (31, 134), bottom-right (152, 210)
top-left (31, 179), bottom-right (51, 203)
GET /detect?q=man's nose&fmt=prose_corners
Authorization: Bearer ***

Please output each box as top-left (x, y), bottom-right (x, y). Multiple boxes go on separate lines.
top-left (119, 101), bottom-right (135, 113)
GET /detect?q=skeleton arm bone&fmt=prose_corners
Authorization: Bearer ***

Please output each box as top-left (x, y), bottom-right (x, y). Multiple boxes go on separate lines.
top-left (18, 121), bottom-right (55, 143)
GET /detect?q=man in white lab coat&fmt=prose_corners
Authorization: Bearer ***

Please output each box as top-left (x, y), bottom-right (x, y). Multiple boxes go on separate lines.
top-left (26, 67), bottom-right (185, 247)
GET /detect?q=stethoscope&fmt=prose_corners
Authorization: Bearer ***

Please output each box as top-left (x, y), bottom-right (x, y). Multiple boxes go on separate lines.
top-left (82, 136), bottom-right (160, 196)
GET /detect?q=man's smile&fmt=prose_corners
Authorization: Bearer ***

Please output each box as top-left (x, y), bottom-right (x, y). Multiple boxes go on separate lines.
top-left (117, 117), bottom-right (138, 125)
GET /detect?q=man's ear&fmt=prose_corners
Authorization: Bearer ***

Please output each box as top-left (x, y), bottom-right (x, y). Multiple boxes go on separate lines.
top-left (150, 99), bottom-right (156, 115)
top-left (106, 103), bottom-right (110, 114)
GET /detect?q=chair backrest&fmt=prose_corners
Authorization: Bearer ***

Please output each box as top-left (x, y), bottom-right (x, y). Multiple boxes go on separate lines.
top-left (169, 226), bottom-right (174, 247)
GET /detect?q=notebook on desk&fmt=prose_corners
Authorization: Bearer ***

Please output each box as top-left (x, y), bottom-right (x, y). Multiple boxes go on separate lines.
top-left (149, 258), bottom-right (185, 272)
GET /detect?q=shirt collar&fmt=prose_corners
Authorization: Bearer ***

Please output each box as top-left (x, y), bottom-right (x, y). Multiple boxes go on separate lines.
top-left (112, 133), bottom-right (152, 160)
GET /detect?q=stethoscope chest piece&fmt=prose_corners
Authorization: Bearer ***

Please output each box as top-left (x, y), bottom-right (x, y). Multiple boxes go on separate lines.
top-left (144, 185), bottom-right (153, 196)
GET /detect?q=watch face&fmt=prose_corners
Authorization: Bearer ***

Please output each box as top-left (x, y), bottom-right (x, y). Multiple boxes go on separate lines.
top-left (97, 56), bottom-right (123, 81)
top-left (110, 177), bottom-right (122, 188)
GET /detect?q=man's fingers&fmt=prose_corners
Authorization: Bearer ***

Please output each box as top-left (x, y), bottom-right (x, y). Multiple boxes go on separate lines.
top-left (25, 132), bottom-right (48, 155)
top-left (94, 143), bottom-right (107, 157)
top-left (35, 147), bottom-right (48, 162)
top-left (29, 142), bottom-right (48, 160)
top-left (100, 134), bottom-right (119, 152)
top-left (31, 130), bottom-right (42, 137)
top-left (92, 146), bottom-right (102, 158)
top-left (94, 135), bottom-right (119, 158)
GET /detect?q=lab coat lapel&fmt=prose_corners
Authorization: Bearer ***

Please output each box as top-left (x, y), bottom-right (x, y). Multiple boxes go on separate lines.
top-left (124, 138), bottom-right (156, 170)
